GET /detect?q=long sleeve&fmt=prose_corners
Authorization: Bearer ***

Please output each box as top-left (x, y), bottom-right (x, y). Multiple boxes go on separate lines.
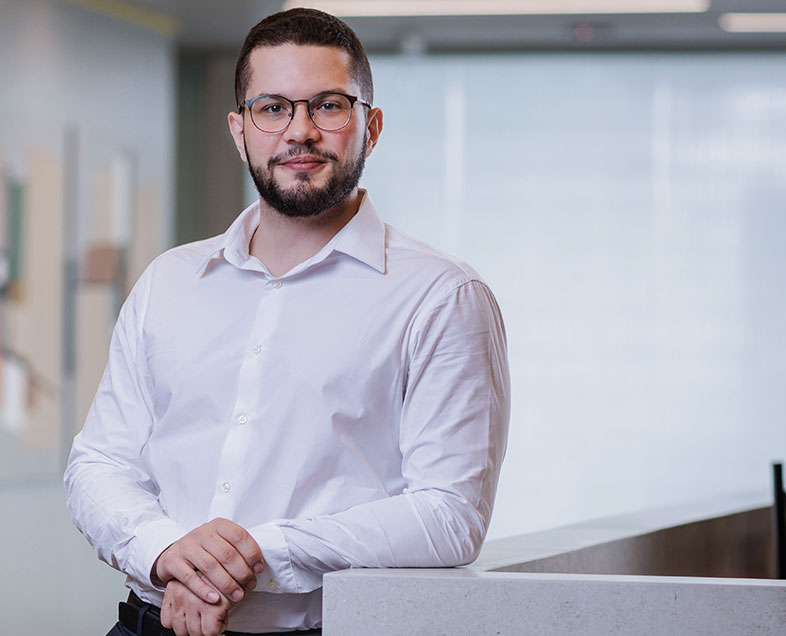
top-left (64, 263), bottom-right (188, 589)
top-left (248, 280), bottom-right (510, 594)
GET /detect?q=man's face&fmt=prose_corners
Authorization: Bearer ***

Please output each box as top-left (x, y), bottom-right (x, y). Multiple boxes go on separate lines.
top-left (228, 44), bottom-right (382, 218)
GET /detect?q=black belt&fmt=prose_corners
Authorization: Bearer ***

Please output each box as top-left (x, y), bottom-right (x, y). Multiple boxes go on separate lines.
top-left (120, 591), bottom-right (321, 636)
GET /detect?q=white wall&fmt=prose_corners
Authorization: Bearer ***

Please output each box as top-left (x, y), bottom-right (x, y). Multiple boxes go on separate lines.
top-left (362, 52), bottom-right (786, 539)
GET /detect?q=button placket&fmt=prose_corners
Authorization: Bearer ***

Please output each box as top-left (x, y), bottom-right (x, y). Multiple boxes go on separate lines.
top-left (207, 273), bottom-right (284, 519)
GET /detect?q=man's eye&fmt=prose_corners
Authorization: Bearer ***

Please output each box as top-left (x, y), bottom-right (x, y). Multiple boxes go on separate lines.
top-left (261, 103), bottom-right (286, 114)
top-left (316, 101), bottom-right (341, 111)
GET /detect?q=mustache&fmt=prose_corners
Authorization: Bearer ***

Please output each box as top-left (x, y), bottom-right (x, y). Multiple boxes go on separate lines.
top-left (268, 145), bottom-right (339, 168)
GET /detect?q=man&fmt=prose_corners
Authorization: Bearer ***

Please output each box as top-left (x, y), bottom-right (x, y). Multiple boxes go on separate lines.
top-left (65, 8), bottom-right (509, 636)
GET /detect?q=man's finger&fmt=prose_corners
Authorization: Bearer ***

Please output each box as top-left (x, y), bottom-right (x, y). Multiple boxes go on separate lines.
top-left (189, 541), bottom-right (252, 601)
top-left (168, 558), bottom-right (222, 604)
top-left (161, 597), bottom-right (172, 629)
top-left (202, 607), bottom-right (228, 636)
top-left (172, 606), bottom-right (188, 636)
top-left (186, 606), bottom-right (203, 636)
top-left (214, 520), bottom-right (265, 572)
top-left (201, 535), bottom-right (258, 593)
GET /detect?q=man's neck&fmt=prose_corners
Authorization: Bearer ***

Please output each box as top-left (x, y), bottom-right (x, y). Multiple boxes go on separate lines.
top-left (249, 189), bottom-right (362, 278)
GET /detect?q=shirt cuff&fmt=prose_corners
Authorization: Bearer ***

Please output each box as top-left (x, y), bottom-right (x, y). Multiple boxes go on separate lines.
top-left (248, 520), bottom-right (297, 594)
top-left (127, 517), bottom-right (189, 590)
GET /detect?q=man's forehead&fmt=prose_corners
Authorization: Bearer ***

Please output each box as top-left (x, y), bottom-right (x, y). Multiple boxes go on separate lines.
top-left (246, 43), bottom-right (357, 97)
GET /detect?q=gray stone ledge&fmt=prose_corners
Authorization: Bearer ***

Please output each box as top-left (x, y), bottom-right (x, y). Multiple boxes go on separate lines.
top-left (323, 570), bottom-right (786, 636)
top-left (322, 491), bottom-right (784, 635)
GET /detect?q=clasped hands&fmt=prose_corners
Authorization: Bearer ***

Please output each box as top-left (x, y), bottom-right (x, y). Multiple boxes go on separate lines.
top-left (152, 518), bottom-right (265, 636)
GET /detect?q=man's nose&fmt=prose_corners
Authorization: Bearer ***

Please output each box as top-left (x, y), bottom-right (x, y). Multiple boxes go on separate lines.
top-left (284, 102), bottom-right (321, 144)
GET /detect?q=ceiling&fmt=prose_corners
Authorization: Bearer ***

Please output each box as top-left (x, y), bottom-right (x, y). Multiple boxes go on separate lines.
top-left (75, 0), bottom-right (786, 52)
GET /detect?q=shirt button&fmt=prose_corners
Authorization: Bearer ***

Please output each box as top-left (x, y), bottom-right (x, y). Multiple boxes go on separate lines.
top-left (271, 280), bottom-right (282, 289)
top-left (267, 581), bottom-right (278, 591)
top-left (238, 415), bottom-right (248, 425)
top-left (221, 482), bottom-right (231, 493)
top-left (253, 345), bottom-right (262, 354)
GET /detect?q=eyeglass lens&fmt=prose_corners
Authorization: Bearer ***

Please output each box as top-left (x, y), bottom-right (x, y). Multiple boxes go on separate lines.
top-left (249, 93), bottom-right (354, 132)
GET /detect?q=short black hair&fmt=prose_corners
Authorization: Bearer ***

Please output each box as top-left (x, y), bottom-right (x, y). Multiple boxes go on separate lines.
top-left (234, 8), bottom-right (373, 108)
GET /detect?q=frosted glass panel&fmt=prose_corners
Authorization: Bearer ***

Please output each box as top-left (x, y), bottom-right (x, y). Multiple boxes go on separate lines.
top-left (362, 53), bottom-right (786, 538)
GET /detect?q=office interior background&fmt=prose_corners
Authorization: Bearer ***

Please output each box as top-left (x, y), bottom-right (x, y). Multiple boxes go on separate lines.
top-left (0, 0), bottom-right (784, 633)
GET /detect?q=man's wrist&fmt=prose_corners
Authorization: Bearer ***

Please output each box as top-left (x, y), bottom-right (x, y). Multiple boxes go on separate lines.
top-left (150, 544), bottom-right (174, 588)
top-left (128, 518), bottom-right (189, 590)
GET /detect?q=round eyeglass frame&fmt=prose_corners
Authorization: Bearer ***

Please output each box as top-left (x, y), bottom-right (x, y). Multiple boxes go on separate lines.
top-left (241, 92), bottom-right (372, 133)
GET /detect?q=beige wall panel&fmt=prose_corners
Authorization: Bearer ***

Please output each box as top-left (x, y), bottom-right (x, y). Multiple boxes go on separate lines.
top-left (128, 180), bottom-right (162, 287)
top-left (17, 147), bottom-right (63, 449)
top-left (75, 285), bottom-right (113, 432)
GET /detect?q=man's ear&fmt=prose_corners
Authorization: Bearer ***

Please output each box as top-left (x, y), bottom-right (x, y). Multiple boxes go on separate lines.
top-left (364, 107), bottom-right (383, 157)
top-left (227, 111), bottom-right (248, 163)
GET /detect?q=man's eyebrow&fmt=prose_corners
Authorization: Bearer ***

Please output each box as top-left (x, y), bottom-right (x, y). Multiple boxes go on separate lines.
top-left (254, 88), bottom-right (352, 98)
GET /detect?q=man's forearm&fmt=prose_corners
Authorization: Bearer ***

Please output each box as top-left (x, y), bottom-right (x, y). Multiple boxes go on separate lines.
top-left (247, 484), bottom-right (491, 595)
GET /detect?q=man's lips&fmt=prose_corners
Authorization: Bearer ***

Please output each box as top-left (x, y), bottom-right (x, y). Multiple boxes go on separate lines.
top-left (277, 155), bottom-right (328, 171)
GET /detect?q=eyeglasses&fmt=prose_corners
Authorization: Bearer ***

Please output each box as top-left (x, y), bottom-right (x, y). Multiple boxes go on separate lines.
top-left (241, 92), bottom-right (372, 133)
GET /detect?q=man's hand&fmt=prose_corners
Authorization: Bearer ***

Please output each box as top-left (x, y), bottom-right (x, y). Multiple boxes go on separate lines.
top-left (161, 579), bottom-right (230, 636)
top-left (153, 518), bottom-right (264, 605)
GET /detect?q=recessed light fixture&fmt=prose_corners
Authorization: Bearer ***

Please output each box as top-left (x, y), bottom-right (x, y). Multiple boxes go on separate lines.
top-left (719, 13), bottom-right (786, 33)
top-left (282, 0), bottom-right (710, 17)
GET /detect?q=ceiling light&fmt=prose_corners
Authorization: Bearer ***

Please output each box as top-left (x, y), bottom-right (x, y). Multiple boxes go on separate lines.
top-left (282, 0), bottom-right (710, 17)
top-left (719, 13), bottom-right (786, 33)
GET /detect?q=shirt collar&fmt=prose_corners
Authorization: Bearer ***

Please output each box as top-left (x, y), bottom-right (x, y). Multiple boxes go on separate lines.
top-left (195, 189), bottom-right (386, 277)
top-left (195, 200), bottom-right (260, 276)
top-left (329, 189), bottom-right (386, 274)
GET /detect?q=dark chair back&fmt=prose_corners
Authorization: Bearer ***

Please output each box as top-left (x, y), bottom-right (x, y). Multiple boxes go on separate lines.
top-left (773, 462), bottom-right (786, 579)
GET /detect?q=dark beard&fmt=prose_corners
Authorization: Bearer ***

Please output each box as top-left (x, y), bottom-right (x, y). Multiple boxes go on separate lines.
top-left (247, 138), bottom-right (366, 218)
